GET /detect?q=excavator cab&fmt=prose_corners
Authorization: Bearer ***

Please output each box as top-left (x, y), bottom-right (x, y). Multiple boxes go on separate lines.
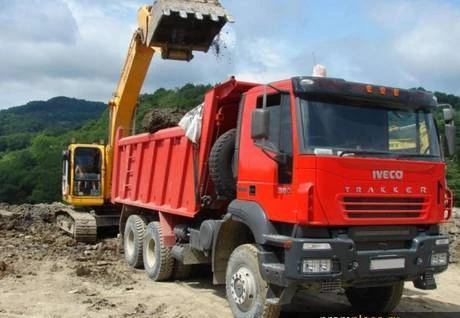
top-left (62, 144), bottom-right (105, 207)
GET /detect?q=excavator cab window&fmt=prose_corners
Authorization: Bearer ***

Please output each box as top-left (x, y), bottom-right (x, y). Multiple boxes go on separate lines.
top-left (73, 147), bottom-right (102, 196)
top-left (62, 150), bottom-right (71, 197)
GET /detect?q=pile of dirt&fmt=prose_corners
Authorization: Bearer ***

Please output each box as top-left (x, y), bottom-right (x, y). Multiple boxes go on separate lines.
top-left (142, 108), bottom-right (186, 133)
top-left (0, 202), bottom-right (58, 231)
top-left (0, 203), bottom-right (134, 285)
top-left (440, 208), bottom-right (460, 263)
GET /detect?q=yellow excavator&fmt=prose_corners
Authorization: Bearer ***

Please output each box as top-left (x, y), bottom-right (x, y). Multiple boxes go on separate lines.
top-left (59, 0), bottom-right (233, 242)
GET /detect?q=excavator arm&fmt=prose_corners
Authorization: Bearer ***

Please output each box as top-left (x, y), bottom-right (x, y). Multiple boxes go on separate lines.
top-left (107, 29), bottom-right (154, 146)
top-left (59, 0), bottom-right (232, 242)
top-left (108, 0), bottom-right (233, 145)
top-left (104, 0), bottom-right (233, 199)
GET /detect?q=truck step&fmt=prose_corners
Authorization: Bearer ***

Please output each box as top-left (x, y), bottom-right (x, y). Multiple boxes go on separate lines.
top-left (413, 271), bottom-right (437, 290)
top-left (320, 279), bottom-right (342, 293)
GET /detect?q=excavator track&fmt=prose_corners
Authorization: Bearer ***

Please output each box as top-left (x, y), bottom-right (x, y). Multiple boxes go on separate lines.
top-left (55, 208), bottom-right (97, 243)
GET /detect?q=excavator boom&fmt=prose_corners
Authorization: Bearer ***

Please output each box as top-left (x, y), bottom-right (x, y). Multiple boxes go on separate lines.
top-left (60, 0), bottom-right (232, 242)
top-left (109, 0), bottom-right (233, 144)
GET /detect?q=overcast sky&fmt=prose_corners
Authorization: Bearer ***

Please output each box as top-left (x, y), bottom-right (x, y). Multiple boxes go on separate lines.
top-left (0, 0), bottom-right (459, 109)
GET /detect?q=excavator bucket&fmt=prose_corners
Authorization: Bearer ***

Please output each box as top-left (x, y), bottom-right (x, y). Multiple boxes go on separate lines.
top-left (146, 0), bottom-right (233, 61)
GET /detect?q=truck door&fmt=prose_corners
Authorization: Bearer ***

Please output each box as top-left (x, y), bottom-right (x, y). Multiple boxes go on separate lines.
top-left (237, 89), bottom-right (298, 223)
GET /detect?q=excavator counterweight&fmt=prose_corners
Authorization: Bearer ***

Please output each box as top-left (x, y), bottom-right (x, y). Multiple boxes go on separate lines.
top-left (145, 0), bottom-right (233, 60)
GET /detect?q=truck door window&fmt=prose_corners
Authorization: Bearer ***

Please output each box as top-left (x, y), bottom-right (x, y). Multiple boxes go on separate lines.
top-left (256, 93), bottom-right (293, 184)
top-left (388, 111), bottom-right (433, 154)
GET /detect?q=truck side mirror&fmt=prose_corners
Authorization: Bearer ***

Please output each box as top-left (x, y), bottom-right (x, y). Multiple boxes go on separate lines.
top-left (251, 109), bottom-right (269, 140)
top-left (439, 104), bottom-right (456, 157)
top-left (445, 124), bottom-right (456, 157)
top-left (443, 108), bottom-right (454, 122)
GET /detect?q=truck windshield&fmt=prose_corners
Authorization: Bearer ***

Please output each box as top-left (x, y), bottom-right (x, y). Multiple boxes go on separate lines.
top-left (298, 98), bottom-right (441, 160)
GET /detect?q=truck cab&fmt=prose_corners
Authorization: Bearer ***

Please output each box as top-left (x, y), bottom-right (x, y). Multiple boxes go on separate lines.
top-left (238, 77), bottom-right (451, 226)
top-left (225, 76), bottom-right (454, 312)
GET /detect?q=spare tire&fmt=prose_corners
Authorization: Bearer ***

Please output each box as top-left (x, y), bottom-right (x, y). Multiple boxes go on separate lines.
top-left (209, 128), bottom-right (236, 199)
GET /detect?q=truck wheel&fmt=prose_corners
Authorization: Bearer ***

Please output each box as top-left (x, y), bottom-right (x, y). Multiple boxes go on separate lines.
top-left (345, 281), bottom-right (404, 312)
top-left (123, 215), bottom-right (146, 268)
top-left (143, 221), bottom-right (174, 281)
top-left (173, 261), bottom-right (192, 280)
top-left (209, 128), bottom-right (236, 199)
top-left (226, 244), bottom-right (281, 318)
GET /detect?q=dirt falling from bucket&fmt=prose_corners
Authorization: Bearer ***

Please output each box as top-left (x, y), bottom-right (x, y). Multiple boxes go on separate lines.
top-left (211, 32), bottom-right (232, 64)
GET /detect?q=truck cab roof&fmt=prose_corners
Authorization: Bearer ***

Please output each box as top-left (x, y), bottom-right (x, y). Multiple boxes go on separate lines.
top-left (292, 76), bottom-right (437, 110)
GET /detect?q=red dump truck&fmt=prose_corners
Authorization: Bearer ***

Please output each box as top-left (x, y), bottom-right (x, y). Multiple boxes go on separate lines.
top-left (112, 76), bottom-right (455, 316)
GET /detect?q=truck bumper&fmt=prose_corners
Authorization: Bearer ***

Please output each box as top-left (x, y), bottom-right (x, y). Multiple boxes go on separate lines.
top-left (259, 233), bottom-right (449, 289)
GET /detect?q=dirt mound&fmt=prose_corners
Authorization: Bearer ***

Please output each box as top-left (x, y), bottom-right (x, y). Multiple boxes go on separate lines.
top-left (0, 202), bottom-right (60, 231)
top-left (440, 208), bottom-right (460, 263)
top-left (142, 108), bottom-right (186, 133)
top-left (0, 203), bottom-right (133, 285)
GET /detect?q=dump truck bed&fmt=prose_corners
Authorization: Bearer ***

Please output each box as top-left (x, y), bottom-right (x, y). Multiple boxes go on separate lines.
top-left (111, 78), bottom-right (258, 217)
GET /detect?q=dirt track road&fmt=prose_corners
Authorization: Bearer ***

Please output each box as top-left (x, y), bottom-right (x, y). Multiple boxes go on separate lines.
top-left (1, 260), bottom-right (459, 318)
top-left (1, 204), bottom-right (460, 317)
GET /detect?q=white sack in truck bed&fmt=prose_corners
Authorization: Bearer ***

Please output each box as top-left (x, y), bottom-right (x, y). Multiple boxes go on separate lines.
top-left (178, 103), bottom-right (204, 144)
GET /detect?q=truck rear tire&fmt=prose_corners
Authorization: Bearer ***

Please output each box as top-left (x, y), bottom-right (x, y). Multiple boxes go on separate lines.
top-left (226, 244), bottom-right (281, 318)
top-left (345, 281), bottom-right (404, 312)
top-left (143, 221), bottom-right (174, 281)
top-left (123, 215), bottom-right (146, 268)
top-left (209, 128), bottom-right (237, 199)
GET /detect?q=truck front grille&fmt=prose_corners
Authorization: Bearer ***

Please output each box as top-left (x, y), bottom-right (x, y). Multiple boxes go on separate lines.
top-left (341, 196), bottom-right (427, 219)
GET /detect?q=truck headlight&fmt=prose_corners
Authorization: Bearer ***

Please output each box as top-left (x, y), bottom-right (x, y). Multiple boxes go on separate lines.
top-left (302, 259), bottom-right (332, 273)
top-left (430, 253), bottom-right (448, 266)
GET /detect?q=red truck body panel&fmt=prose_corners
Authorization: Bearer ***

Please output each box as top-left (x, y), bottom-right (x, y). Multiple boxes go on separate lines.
top-left (111, 78), bottom-right (259, 217)
top-left (111, 127), bottom-right (198, 216)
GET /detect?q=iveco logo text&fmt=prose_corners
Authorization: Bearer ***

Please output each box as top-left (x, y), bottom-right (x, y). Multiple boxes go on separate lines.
top-left (372, 170), bottom-right (403, 180)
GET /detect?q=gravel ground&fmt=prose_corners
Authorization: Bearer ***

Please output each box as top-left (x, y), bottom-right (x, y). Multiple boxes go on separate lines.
top-left (1, 203), bottom-right (459, 317)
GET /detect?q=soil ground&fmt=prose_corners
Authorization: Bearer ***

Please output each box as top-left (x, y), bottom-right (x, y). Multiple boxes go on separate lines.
top-left (1, 204), bottom-right (460, 317)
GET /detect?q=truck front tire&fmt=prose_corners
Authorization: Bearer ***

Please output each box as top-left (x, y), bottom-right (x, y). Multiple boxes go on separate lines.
top-left (123, 215), bottom-right (146, 268)
top-left (226, 244), bottom-right (281, 318)
top-left (143, 221), bottom-right (174, 281)
top-left (345, 281), bottom-right (404, 312)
